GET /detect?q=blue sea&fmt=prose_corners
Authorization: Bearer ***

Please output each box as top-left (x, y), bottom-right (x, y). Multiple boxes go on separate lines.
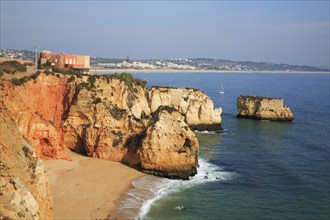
top-left (115, 72), bottom-right (330, 220)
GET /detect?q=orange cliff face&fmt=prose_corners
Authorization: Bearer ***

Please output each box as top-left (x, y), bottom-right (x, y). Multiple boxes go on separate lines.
top-left (0, 73), bottom-right (77, 159)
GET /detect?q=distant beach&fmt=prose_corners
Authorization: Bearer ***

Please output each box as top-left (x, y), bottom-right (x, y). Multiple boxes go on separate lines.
top-left (44, 151), bottom-right (145, 220)
top-left (90, 68), bottom-right (330, 74)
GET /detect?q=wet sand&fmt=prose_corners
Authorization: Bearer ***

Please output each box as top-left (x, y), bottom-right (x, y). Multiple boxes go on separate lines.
top-left (44, 151), bottom-right (145, 219)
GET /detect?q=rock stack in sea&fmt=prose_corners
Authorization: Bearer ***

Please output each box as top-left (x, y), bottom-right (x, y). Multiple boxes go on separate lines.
top-left (236, 95), bottom-right (294, 121)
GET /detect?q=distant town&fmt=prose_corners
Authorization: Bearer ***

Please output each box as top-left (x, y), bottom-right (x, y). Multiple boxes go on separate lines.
top-left (1, 49), bottom-right (328, 72)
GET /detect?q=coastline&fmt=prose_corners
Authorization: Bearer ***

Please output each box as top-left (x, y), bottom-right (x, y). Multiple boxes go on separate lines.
top-left (44, 151), bottom-right (146, 220)
top-left (90, 68), bottom-right (330, 74)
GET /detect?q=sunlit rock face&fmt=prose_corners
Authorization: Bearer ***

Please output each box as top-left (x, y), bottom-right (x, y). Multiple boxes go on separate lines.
top-left (1, 72), bottom-right (222, 180)
top-left (0, 103), bottom-right (53, 220)
top-left (138, 106), bottom-right (199, 180)
top-left (237, 95), bottom-right (294, 121)
top-left (0, 73), bottom-right (77, 159)
top-left (62, 76), bottom-right (150, 163)
top-left (149, 87), bottom-right (222, 131)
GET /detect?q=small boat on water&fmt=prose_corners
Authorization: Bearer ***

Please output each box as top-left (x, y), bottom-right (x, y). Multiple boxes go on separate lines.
top-left (218, 84), bottom-right (224, 94)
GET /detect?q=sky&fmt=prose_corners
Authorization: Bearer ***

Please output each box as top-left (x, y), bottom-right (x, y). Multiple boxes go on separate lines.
top-left (1, 1), bottom-right (329, 68)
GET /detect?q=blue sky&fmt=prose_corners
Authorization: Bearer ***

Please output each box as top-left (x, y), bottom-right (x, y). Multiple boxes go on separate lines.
top-left (1, 1), bottom-right (329, 67)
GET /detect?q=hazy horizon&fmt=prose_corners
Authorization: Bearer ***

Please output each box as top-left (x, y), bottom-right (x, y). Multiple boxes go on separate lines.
top-left (1, 1), bottom-right (329, 68)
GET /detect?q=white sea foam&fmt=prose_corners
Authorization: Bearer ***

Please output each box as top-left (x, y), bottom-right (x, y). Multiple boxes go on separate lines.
top-left (194, 130), bottom-right (217, 134)
top-left (194, 129), bottom-right (228, 134)
top-left (121, 158), bottom-right (236, 220)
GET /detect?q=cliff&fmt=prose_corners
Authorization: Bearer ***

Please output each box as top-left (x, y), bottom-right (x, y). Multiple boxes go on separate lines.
top-left (1, 72), bottom-right (222, 181)
top-left (0, 72), bottom-right (78, 160)
top-left (62, 74), bottom-right (151, 164)
top-left (236, 95), bottom-right (294, 121)
top-left (0, 71), bottom-right (222, 218)
top-left (149, 86), bottom-right (222, 131)
top-left (0, 100), bottom-right (53, 220)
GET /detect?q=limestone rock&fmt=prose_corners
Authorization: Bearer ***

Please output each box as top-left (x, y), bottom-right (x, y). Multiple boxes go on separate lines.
top-left (138, 106), bottom-right (199, 179)
top-left (63, 76), bottom-right (150, 162)
top-left (0, 103), bottom-right (53, 220)
top-left (1, 72), bottom-right (222, 180)
top-left (149, 87), bottom-right (222, 131)
top-left (236, 95), bottom-right (294, 121)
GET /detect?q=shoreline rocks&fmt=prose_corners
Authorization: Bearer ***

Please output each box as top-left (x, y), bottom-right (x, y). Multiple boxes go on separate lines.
top-left (236, 95), bottom-right (294, 121)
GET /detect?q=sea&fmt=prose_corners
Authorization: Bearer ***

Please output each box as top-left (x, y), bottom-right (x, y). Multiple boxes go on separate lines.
top-left (112, 72), bottom-right (330, 220)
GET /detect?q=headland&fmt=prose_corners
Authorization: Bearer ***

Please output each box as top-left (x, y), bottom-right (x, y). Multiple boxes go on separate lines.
top-left (0, 59), bottom-right (222, 219)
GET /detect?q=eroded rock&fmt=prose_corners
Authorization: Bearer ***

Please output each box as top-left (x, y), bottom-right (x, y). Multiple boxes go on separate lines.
top-left (236, 95), bottom-right (294, 121)
top-left (149, 87), bottom-right (222, 131)
top-left (138, 106), bottom-right (199, 179)
top-left (62, 77), bottom-right (150, 161)
top-left (1, 72), bottom-right (222, 180)
top-left (0, 102), bottom-right (53, 220)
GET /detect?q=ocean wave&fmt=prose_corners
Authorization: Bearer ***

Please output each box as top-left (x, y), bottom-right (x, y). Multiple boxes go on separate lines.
top-left (195, 130), bottom-right (220, 134)
top-left (131, 158), bottom-right (236, 220)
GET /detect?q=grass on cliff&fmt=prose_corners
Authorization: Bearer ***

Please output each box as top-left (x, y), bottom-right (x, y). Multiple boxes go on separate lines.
top-left (92, 72), bottom-right (146, 90)
top-left (45, 66), bottom-right (80, 75)
top-left (111, 72), bottom-right (146, 88)
top-left (0, 61), bottom-right (28, 76)
top-left (10, 71), bottom-right (41, 85)
top-left (88, 75), bottom-right (96, 87)
top-left (85, 72), bottom-right (147, 91)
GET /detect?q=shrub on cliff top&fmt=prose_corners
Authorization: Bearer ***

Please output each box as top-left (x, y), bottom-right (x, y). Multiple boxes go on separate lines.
top-left (52, 66), bottom-right (65, 74)
top-left (10, 71), bottom-right (41, 85)
top-left (65, 68), bottom-right (79, 75)
top-left (88, 75), bottom-right (96, 88)
top-left (110, 73), bottom-right (147, 89)
top-left (0, 61), bottom-right (27, 75)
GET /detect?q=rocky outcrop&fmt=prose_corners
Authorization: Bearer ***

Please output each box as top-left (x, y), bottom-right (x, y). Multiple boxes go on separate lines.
top-left (237, 95), bottom-right (294, 121)
top-left (1, 72), bottom-right (222, 180)
top-left (0, 70), bottom-right (222, 220)
top-left (149, 87), bottom-right (222, 131)
top-left (138, 106), bottom-right (199, 179)
top-left (0, 101), bottom-right (53, 220)
top-left (62, 77), bottom-right (201, 179)
top-left (63, 75), bottom-right (150, 163)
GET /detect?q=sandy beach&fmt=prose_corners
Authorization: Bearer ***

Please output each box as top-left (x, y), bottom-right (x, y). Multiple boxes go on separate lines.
top-left (44, 151), bottom-right (145, 220)
top-left (90, 68), bottom-right (330, 74)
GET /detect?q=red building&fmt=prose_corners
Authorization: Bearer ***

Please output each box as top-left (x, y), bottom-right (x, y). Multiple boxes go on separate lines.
top-left (38, 50), bottom-right (90, 74)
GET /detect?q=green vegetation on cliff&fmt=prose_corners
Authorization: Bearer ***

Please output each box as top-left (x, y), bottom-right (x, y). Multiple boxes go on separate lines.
top-left (0, 61), bottom-right (28, 76)
top-left (111, 73), bottom-right (147, 88)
